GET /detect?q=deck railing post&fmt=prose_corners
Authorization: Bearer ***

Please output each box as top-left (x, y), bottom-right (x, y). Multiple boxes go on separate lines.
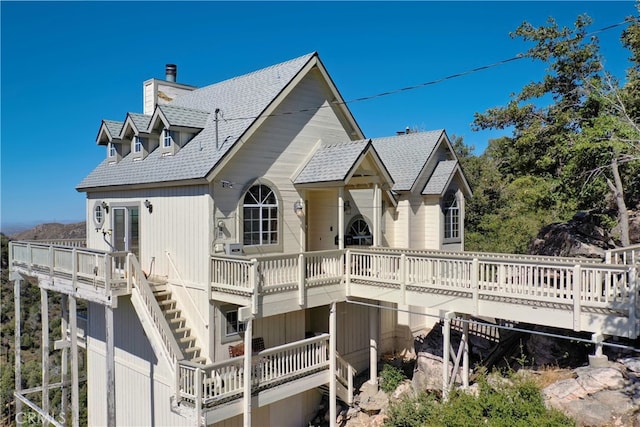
top-left (71, 248), bottom-right (77, 285)
top-left (345, 250), bottom-right (352, 296)
top-left (347, 364), bottom-right (354, 405)
top-left (400, 254), bottom-right (407, 304)
top-left (573, 265), bottom-right (582, 331)
top-left (298, 253), bottom-right (305, 306)
top-left (471, 259), bottom-right (479, 316)
top-left (195, 367), bottom-right (203, 427)
top-left (442, 312), bottom-right (454, 401)
top-left (629, 266), bottom-right (638, 338)
top-left (27, 242), bottom-right (33, 273)
top-left (105, 254), bottom-right (111, 295)
top-left (175, 360), bottom-right (181, 404)
top-left (250, 259), bottom-right (258, 315)
top-left (49, 245), bottom-right (54, 276)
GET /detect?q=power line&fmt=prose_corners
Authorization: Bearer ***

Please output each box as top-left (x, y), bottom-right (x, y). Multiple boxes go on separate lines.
top-left (216, 19), bottom-right (632, 123)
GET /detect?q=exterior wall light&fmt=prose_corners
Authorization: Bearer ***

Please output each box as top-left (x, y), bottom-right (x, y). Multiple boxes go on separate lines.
top-left (144, 199), bottom-right (153, 213)
top-left (344, 201), bottom-right (351, 215)
top-left (293, 200), bottom-right (304, 217)
top-left (101, 201), bottom-right (110, 213)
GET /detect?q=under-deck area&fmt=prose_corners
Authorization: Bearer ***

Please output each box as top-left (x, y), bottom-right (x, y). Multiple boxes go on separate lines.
top-left (8, 241), bottom-right (640, 426)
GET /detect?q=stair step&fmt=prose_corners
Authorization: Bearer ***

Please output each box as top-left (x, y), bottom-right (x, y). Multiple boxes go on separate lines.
top-left (174, 327), bottom-right (191, 334)
top-left (184, 346), bottom-right (201, 355)
top-left (159, 299), bottom-right (176, 306)
top-left (164, 308), bottom-right (181, 315)
top-left (191, 356), bottom-right (207, 364)
top-left (153, 290), bottom-right (171, 297)
top-left (168, 317), bottom-right (186, 324)
top-left (180, 336), bottom-right (197, 344)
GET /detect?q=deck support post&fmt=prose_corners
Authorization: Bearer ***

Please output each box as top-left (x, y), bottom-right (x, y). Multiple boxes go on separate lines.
top-left (69, 296), bottom-right (80, 427)
top-left (60, 295), bottom-right (69, 418)
top-left (243, 317), bottom-right (253, 427)
top-left (338, 188), bottom-right (345, 250)
top-left (462, 315), bottom-right (469, 389)
top-left (14, 277), bottom-right (23, 417)
top-left (442, 311), bottom-right (455, 401)
top-left (41, 288), bottom-right (50, 425)
top-left (368, 305), bottom-right (378, 386)
top-left (329, 302), bottom-right (337, 427)
top-left (106, 304), bottom-right (116, 427)
top-left (589, 332), bottom-right (609, 367)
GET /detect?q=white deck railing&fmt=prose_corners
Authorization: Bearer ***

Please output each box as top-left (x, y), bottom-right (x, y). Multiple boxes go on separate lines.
top-left (177, 334), bottom-right (331, 406)
top-left (128, 254), bottom-right (185, 367)
top-left (9, 241), bottom-right (128, 292)
top-left (20, 238), bottom-right (86, 248)
top-left (349, 249), bottom-right (634, 309)
top-left (606, 244), bottom-right (640, 265)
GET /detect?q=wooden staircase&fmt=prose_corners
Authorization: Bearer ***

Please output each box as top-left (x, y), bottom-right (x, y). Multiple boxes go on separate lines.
top-left (149, 280), bottom-right (207, 364)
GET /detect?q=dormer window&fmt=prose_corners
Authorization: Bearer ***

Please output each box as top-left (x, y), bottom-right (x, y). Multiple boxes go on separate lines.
top-left (163, 128), bottom-right (176, 148)
top-left (134, 136), bottom-right (146, 153)
top-left (108, 143), bottom-right (116, 158)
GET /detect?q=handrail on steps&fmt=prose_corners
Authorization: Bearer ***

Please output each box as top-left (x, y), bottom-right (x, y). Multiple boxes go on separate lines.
top-left (166, 251), bottom-right (208, 328)
top-left (127, 253), bottom-right (185, 367)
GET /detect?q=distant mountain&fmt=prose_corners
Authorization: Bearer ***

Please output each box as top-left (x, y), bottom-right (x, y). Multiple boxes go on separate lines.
top-left (9, 222), bottom-right (86, 241)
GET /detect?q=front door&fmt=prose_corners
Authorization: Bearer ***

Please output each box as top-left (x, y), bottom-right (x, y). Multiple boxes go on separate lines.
top-left (112, 207), bottom-right (139, 265)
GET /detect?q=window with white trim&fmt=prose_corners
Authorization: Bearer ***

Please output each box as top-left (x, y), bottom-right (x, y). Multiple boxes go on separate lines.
top-left (108, 142), bottom-right (116, 158)
top-left (162, 128), bottom-right (176, 148)
top-left (134, 136), bottom-right (146, 153)
top-left (243, 184), bottom-right (278, 246)
top-left (224, 307), bottom-right (246, 337)
top-left (444, 192), bottom-right (460, 240)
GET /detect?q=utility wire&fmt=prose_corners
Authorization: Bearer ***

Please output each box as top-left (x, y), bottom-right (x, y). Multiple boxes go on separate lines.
top-left (216, 19), bottom-right (631, 123)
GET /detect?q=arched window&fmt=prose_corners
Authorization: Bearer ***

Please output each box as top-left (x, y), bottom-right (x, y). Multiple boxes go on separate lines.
top-left (348, 216), bottom-right (372, 246)
top-left (443, 191), bottom-right (459, 240)
top-left (243, 184), bottom-right (278, 246)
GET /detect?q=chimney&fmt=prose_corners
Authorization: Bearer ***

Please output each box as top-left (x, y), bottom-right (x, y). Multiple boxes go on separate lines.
top-left (165, 64), bottom-right (177, 82)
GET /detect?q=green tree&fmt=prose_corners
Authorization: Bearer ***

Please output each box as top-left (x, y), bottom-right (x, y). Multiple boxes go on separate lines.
top-left (473, 7), bottom-right (640, 247)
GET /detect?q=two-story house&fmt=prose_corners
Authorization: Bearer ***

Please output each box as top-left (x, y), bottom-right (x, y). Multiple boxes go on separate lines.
top-left (73, 52), bottom-right (471, 426)
top-left (10, 51), bottom-right (640, 427)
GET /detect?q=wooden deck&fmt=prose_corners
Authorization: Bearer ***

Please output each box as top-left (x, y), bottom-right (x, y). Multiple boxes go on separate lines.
top-left (8, 241), bottom-right (640, 424)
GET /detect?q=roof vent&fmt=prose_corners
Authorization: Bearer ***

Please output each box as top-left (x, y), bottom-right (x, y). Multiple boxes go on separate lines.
top-left (165, 64), bottom-right (177, 82)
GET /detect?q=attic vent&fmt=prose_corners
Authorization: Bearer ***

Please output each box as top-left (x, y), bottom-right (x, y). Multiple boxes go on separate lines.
top-left (165, 64), bottom-right (177, 82)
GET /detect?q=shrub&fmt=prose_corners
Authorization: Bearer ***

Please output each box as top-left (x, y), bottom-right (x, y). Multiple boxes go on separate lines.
top-left (380, 363), bottom-right (407, 393)
top-left (385, 371), bottom-right (574, 426)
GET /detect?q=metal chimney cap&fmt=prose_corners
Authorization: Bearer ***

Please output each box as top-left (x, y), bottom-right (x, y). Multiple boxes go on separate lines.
top-left (165, 64), bottom-right (177, 82)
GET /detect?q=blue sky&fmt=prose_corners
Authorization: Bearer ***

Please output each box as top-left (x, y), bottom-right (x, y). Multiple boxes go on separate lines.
top-left (1, 1), bottom-right (637, 230)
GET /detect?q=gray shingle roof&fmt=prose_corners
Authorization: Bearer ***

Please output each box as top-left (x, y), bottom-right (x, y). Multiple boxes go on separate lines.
top-left (157, 105), bottom-right (209, 129)
top-left (103, 120), bottom-right (123, 140)
top-left (77, 52), bottom-right (317, 190)
top-left (128, 113), bottom-right (152, 133)
top-left (422, 160), bottom-right (458, 195)
top-left (294, 140), bottom-right (371, 184)
top-left (372, 130), bottom-right (443, 192)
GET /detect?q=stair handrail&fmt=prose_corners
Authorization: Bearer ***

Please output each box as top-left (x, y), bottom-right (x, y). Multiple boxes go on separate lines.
top-left (128, 253), bottom-right (185, 365)
top-left (165, 252), bottom-right (208, 328)
top-left (335, 353), bottom-right (356, 405)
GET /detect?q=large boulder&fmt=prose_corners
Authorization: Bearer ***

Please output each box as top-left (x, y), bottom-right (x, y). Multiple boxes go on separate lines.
top-left (529, 211), bottom-right (616, 259)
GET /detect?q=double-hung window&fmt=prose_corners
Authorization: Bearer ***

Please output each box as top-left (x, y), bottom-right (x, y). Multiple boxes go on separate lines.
top-left (224, 307), bottom-right (246, 337)
top-left (108, 142), bottom-right (116, 158)
top-left (444, 192), bottom-right (460, 240)
top-left (134, 136), bottom-right (146, 153)
top-left (243, 184), bottom-right (278, 246)
top-left (162, 128), bottom-right (175, 148)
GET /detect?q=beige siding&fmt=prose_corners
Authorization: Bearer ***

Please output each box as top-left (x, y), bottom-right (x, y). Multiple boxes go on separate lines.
top-left (422, 198), bottom-right (441, 249)
top-left (212, 69), bottom-right (352, 255)
top-left (211, 390), bottom-right (320, 427)
top-left (213, 306), bottom-right (306, 360)
top-left (86, 186), bottom-right (212, 359)
top-left (87, 300), bottom-right (190, 426)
